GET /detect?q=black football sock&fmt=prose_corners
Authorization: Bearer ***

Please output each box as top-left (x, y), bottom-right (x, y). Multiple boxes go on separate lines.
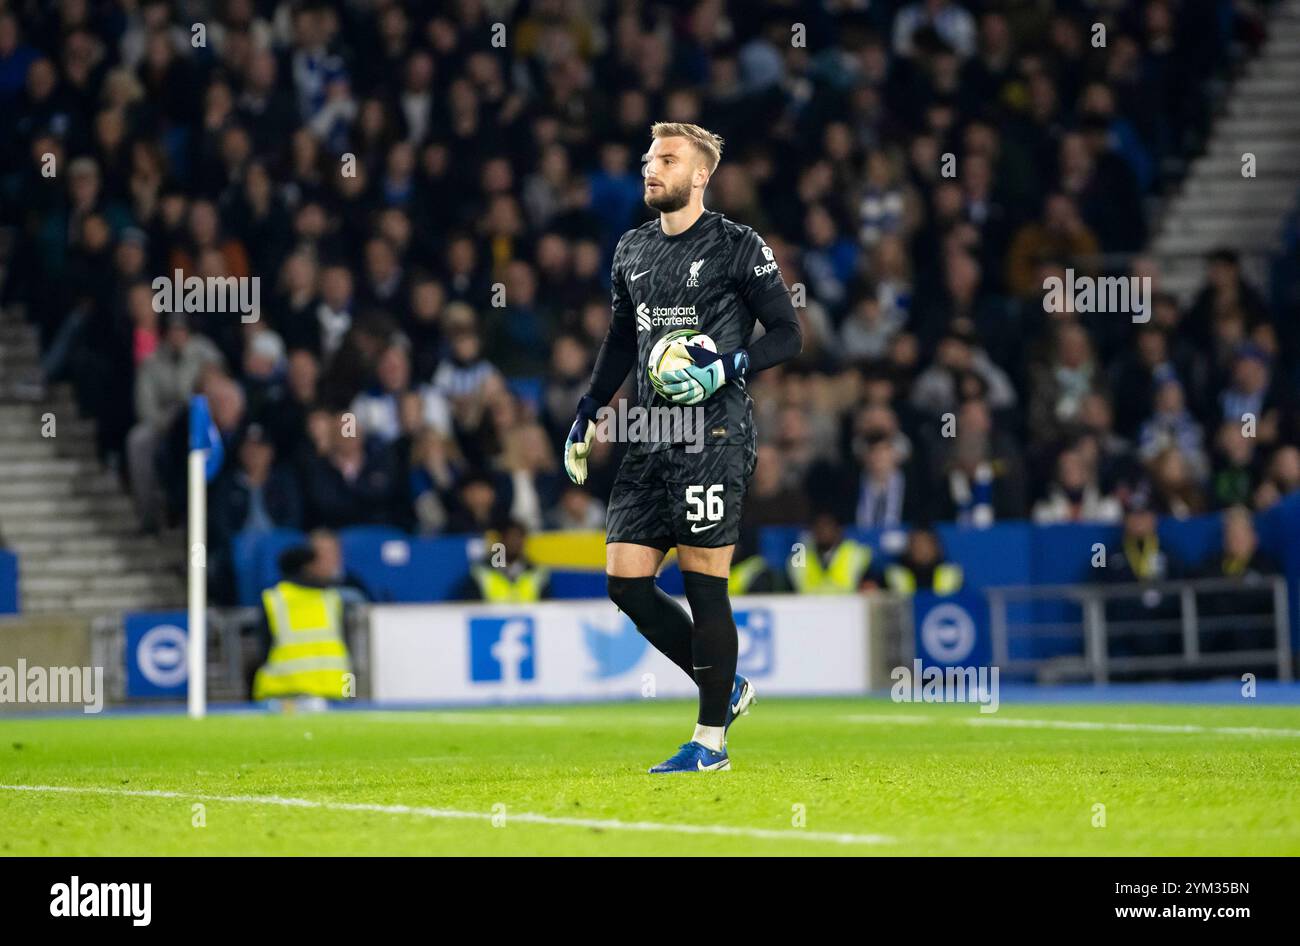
top-left (681, 571), bottom-right (738, 728)
top-left (606, 575), bottom-right (695, 682)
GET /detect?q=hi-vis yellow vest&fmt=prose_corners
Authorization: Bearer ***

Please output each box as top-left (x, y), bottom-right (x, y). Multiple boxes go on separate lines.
top-left (884, 562), bottom-right (964, 595)
top-left (728, 555), bottom-right (769, 595)
top-left (253, 581), bottom-right (352, 701)
top-left (471, 565), bottom-right (549, 603)
top-left (788, 541), bottom-right (872, 594)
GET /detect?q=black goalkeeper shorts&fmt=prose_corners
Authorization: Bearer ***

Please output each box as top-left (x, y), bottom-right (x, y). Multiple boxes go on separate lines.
top-left (605, 442), bottom-right (757, 550)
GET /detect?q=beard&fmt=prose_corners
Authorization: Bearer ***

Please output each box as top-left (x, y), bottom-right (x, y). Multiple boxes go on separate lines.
top-left (644, 178), bottom-right (691, 212)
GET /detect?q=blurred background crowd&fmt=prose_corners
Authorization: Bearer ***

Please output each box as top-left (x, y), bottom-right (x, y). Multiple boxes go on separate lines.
top-left (2, 0), bottom-right (1298, 603)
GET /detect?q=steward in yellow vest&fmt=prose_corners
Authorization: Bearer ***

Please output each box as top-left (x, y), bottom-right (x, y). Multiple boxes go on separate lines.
top-left (884, 562), bottom-right (964, 595)
top-left (253, 548), bottom-right (353, 701)
top-left (470, 562), bottom-right (551, 602)
top-left (729, 554), bottom-right (772, 595)
top-left (728, 531), bottom-right (778, 595)
top-left (459, 520), bottom-right (551, 603)
top-left (787, 513), bottom-right (873, 594)
top-left (880, 527), bottom-right (963, 596)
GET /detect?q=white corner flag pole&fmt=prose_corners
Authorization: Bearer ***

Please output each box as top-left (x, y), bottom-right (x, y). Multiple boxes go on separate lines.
top-left (187, 445), bottom-right (207, 719)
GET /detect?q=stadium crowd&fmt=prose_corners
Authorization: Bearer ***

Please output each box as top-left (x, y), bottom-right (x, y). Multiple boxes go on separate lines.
top-left (2, 0), bottom-right (1297, 603)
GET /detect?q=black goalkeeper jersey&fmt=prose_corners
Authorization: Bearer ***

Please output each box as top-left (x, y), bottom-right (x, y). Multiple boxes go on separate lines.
top-left (607, 210), bottom-right (791, 454)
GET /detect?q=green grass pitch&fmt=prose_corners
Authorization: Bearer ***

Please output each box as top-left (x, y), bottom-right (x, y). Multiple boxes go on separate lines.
top-left (2, 698), bottom-right (1299, 855)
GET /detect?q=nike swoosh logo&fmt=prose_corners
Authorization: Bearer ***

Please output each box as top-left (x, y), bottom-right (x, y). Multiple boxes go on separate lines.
top-left (690, 522), bottom-right (720, 533)
top-left (731, 699), bottom-right (743, 715)
top-left (631, 270), bottom-right (651, 281)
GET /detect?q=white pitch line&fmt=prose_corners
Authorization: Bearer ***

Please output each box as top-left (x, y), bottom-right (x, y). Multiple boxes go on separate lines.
top-left (361, 712), bottom-right (570, 726)
top-left (0, 784), bottom-right (891, 847)
top-left (840, 713), bottom-right (1300, 738)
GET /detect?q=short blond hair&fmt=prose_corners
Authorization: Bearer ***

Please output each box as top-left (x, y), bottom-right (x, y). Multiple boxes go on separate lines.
top-left (650, 122), bottom-right (724, 175)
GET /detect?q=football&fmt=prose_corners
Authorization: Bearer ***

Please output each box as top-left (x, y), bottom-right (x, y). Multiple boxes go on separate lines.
top-left (648, 329), bottom-right (716, 395)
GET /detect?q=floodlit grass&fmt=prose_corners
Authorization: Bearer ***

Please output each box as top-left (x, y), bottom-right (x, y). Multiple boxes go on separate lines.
top-left (2, 698), bottom-right (1298, 855)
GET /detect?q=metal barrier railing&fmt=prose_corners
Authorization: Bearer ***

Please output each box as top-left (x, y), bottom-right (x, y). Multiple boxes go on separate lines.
top-left (92, 609), bottom-right (250, 703)
top-left (986, 576), bottom-right (1293, 684)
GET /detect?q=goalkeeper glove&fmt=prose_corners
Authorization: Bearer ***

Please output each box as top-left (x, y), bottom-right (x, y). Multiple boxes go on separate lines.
top-left (658, 346), bottom-right (750, 405)
top-left (563, 395), bottom-right (599, 485)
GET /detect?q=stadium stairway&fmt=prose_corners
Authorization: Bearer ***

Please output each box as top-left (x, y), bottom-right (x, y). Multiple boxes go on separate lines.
top-left (0, 305), bottom-right (186, 615)
top-left (1151, 0), bottom-right (1300, 300)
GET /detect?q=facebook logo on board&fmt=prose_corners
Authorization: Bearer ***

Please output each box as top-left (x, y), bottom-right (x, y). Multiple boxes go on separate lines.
top-left (469, 617), bottom-right (536, 684)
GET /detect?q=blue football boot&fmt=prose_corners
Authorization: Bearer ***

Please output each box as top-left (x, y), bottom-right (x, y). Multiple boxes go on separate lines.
top-left (648, 741), bottom-right (731, 774)
top-left (724, 673), bottom-right (756, 734)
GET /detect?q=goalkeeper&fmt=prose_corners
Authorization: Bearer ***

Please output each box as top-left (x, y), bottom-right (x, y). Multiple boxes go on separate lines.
top-left (562, 122), bottom-right (801, 773)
